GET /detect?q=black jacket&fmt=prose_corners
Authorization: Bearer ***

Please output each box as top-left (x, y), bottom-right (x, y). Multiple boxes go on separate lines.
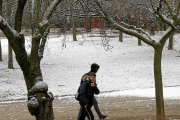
top-left (79, 80), bottom-right (100, 106)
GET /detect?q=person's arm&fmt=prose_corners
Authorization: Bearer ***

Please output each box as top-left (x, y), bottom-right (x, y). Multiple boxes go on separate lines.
top-left (92, 83), bottom-right (100, 95)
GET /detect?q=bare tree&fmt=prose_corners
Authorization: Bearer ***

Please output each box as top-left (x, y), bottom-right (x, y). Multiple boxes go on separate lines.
top-left (0, 0), bottom-right (64, 119)
top-left (93, 0), bottom-right (179, 120)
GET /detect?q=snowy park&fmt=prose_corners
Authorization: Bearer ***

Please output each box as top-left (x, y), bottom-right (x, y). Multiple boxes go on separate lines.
top-left (0, 0), bottom-right (180, 119)
top-left (0, 32), bottom-right (180, 120)
top-left (0, 33), bottom-right (180, 102)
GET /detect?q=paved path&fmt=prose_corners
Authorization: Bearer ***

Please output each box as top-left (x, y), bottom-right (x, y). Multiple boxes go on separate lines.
top-left (0, 96), bottom-right (180, 120)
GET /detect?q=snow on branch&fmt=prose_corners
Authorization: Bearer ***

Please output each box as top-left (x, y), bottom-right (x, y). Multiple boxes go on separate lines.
top-left (38, 27), bottom-right (50, 59)
top-left (0, 16), bottom-right (19, 40)
top-left (150, 0), bottom-right (176, 29)
top-left (121, 22), bottom-right (152, 41)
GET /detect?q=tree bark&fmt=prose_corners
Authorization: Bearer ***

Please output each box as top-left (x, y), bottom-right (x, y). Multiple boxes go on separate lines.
top-left (154, 46), bottom-right (165, 120)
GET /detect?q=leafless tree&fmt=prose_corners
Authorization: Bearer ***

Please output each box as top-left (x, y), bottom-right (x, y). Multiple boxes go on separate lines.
top-left (0, 0), bottom-right (64, 119)
top-left (93, 0), bottom-right (180, 120)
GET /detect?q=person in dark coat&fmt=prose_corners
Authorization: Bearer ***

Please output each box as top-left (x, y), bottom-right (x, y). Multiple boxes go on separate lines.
top-left (80, 63), bottom-right (107, 119)
top-left (78, 72), bottom-right (100, 120)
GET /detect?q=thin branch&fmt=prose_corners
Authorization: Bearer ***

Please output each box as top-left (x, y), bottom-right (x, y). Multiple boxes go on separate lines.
top-left (93, 0), bottom-right (156, 47)
top-left (162, 0), bottom-right (174, 17)
top-left (121, 22), bottom-right (152, 40)
top-left (39, 0), bottom-right (63, 33)
top-left (38, 27), bottom-right (50, 60)
top-left (157, 13), bottom-right (176, 29)
top-left (176, 2), bottom-right (180, 17)
top-left (150, 0), bottom-right (176, 29)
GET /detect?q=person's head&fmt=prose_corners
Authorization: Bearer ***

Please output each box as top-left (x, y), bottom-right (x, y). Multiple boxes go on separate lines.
top-left (88, 72), bottom-right (96, 83)
top-left (90, 63), bottom-right (100, 73)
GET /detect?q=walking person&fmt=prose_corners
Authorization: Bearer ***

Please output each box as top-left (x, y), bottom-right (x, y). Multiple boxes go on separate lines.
top-left (80, 63), bottom-right (107, 119)
top-left (78, 72), bottom-right (100, 120)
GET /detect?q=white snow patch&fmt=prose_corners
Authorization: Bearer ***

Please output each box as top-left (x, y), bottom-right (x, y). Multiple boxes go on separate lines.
top-left (0, 33), bottom-right (180, 102)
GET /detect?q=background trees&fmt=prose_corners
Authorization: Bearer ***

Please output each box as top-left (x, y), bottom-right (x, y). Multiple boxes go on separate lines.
top-left (93, 0), bottom-right (179, 120)
top-left (0, 0), bottom-right (179, 119)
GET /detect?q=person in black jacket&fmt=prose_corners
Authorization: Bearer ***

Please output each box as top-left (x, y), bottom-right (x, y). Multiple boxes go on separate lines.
top-left (78, 72), bottom-right (99, 120)
top-left (80, 63), bottom-right (107, 119)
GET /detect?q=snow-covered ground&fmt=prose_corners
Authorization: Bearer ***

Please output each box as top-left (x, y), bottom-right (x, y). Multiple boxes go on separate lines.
top-left (0, 32), bottom-right (180, 102)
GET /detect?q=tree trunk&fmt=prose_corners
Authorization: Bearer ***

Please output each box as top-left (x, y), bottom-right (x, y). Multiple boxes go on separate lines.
top-left (0, 0), bottom-right (2, 61)
top-left (26, 72), bottom-right (54, 120)
top-left (137, 20), bottom-right (142, 46)
top-left (150, 26), bottom-right (155, 35)
top-left (6, 0), bottom-right (14, 69)
top-left (8, 42), bottom-right (14, 69)
top-left (0, 39), bottom-right (2, 61)
top-left (137, 26), bottom-right (142, 46)
top-left (72, 16), bottom-right (77, 41)
top-left (138, 38), bottom-right (142, 46)
top-left (0, 0), bottom-right (64, 119)
top-left (154, 46), bottom-right (165, 120)
top-left (168, 33), bottom-right (173, 50)
top-left (119, 31), bottom-right (123, 42)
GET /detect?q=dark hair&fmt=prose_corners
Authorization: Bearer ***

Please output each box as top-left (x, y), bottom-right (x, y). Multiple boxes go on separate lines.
top-left (88, 72), bottom-right (96, 76)
top-left (90, 63), bottom-right (100, 73)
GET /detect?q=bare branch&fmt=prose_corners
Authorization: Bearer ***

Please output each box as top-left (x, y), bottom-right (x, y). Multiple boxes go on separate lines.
top-left (159, 28), bottom-right (175, 46)
top-left (0, 16), bottom-right (29, 75)
top-left (121, 22), bottom-right (152, 40)
top-left (162, 0), bottom-right (174, 17)
top-left (39, 0), bottom-right (63, 33)
top-left (176, 2), bottom-right (180, 17)
top-left (0, 16), bottom-right (17, 40)
top-left (93, 0), bottom-right (156, 47)
top-left (150, 0), bottom-right (176, 29)
top-left (38, 27), bottom-right (50, 60)
top-left (157, 13), bottom-right (176, 29)
top-left (14, 0), bottom-right (27, 32)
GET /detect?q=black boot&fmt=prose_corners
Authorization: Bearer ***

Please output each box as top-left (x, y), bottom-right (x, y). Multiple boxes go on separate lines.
top-left (99, 115), bottom-right (107, 119)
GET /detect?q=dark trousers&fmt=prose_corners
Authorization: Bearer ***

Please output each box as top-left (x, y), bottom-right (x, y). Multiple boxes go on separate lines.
top-left (78, 105), bottom-right (94, 120)
top-left (93, 96), bottom-right (102, 117)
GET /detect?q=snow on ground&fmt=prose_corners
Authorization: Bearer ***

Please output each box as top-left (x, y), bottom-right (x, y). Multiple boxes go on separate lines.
top-left (0, 32), bottom-right (180, 102)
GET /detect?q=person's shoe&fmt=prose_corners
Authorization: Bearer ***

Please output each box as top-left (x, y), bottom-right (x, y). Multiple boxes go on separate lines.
top-left (99, 115), bottom-right (107, 119)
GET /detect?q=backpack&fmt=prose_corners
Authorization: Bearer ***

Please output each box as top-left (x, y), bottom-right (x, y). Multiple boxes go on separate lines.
top-left (75, 87), bottom-right (80, 101)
